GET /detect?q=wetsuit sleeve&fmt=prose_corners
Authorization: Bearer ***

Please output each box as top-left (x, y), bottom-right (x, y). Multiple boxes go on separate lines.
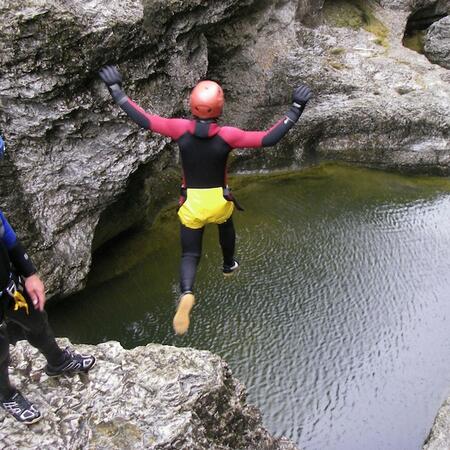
top-left (0, 212), bottom-right (36, 277)
top-left (219, 105), bottom-right (306, 149)
top-left (109, 87), bottom-right (191, 140)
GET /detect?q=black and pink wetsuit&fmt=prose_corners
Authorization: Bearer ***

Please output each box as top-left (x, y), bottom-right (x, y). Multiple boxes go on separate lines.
top-left (109, 89), bottom-right (307, 294)
top-left (115, 96), bottom-right (305, 189)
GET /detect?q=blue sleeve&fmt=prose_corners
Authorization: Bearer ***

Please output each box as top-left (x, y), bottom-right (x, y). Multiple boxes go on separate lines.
top-left (0, 211), bottom-right (36, 277)
top-left (0, 211), bottom-right (18, 249)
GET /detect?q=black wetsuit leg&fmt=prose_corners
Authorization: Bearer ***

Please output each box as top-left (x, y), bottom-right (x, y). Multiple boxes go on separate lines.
top-left (4, 283), bottom-right (65, 368)
top-left (180, 225), bottom-right (204, 294)
top-left (0, 322), bottom-right (14, 399)
top-left (218, 217), bottom-right (235, 267)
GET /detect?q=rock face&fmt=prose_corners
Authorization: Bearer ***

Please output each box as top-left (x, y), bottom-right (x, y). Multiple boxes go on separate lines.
top-left (423, 396), bottom-right (450, 450)
top-left (0, 339), bottom-right (297, 450)
top-left (0, 0), bottom-right (449, 296)
top-left (0, 0), bottom-right (249, 296)
top-left (424, 16), bottom-right (450, 68)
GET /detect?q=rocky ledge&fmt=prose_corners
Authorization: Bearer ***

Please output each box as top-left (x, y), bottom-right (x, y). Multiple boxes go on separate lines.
top-left (0, 339), bottom-right (297, 450)
top-left (423, 395), bottom-right (450, 450)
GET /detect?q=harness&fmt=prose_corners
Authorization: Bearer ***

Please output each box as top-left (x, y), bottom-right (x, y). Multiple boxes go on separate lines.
top-left (222, 187), bottom-right (244, 211)
top-left (1, 275), bottom-right (29, 315)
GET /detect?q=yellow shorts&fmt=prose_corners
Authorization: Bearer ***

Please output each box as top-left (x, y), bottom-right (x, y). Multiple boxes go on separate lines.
top-left (178, 187), bottom-right (234, 229)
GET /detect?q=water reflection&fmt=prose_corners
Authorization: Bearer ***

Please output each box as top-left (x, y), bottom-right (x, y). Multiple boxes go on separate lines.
top-left (48, 165), bottom-right (450, 450)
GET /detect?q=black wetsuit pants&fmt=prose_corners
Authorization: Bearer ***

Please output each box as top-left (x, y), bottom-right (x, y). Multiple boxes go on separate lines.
top-left (180, 217), bottom-right (235, 294)
top-left (0, 280), bottom-right (65, 400)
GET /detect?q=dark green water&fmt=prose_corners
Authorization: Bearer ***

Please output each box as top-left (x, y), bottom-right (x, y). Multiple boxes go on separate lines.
top-left (48, 164), bottom-right (450, 450)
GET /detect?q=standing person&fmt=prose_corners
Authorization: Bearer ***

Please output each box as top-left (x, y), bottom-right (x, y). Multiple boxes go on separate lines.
top-left (99, 66), bottom-right (312, 335)
top-left (0, 136), bottom-right (96, 424)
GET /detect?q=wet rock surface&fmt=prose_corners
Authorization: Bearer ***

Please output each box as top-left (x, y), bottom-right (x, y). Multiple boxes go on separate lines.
top-left (0, 339), bottom-right (298, 450)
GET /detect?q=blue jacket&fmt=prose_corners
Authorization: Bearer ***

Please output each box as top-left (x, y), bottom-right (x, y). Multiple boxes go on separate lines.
top-left (0, 211), bottom-right (18, 250)
top-left (0, 211), bottom-right (36, 290)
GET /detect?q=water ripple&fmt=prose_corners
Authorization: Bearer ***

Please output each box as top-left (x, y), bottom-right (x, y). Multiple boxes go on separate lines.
top-left (49, 167), bottom-right (450, 450)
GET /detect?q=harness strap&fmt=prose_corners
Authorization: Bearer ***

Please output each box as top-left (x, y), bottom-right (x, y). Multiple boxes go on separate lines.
top-left (2, 276), bottom-right (29, 315)
top-left (178, 186), bottom-right (187, 208)
top-left (223, 187), bottom-right (244, 211)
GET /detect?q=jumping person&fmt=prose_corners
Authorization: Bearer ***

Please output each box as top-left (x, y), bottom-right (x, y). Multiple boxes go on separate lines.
top-left (0, 136), bottom-right (96, 424)
top-left (99, 66), bottom-right (312, 335)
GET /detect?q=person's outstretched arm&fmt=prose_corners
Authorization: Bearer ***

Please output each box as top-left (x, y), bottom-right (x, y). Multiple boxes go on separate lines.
top-left (219, 85), bottom-right (312, 149)
top-left (0, 212), bottom-right (45, 311)
top-left (99, 65), bottom-right (190, 140)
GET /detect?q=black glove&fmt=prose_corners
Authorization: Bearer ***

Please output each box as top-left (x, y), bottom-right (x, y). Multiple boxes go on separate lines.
top-left (99, 65), bottom-right (127, 103)
top-left (292, 85), bottom-right (312, 108)
top-left (99, 65), bottom-right (122, 88)
top-left (285, 84), bottom-right (312, 123)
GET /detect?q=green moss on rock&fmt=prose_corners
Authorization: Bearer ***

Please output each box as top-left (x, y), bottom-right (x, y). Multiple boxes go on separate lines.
top-left (330, 47), bottom-right (346, 55)
top-left (323, 0), bottom-right (389, 47)
top-left (402, 30), bottom-right (426, 54)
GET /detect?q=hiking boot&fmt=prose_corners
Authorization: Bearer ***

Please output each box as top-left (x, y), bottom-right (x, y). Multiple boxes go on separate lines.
top-left (44, 348), bottom-right (96, 377)
top-left (223, 259), bottom-right (239, 277)
top-left (1, 391), bottom-right (41, 425)
top-left (173, 292), bottom-right (195, 335)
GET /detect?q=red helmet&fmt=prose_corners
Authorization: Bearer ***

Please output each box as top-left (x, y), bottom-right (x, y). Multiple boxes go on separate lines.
top-left (189, 80), bottom-right (224, 119)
